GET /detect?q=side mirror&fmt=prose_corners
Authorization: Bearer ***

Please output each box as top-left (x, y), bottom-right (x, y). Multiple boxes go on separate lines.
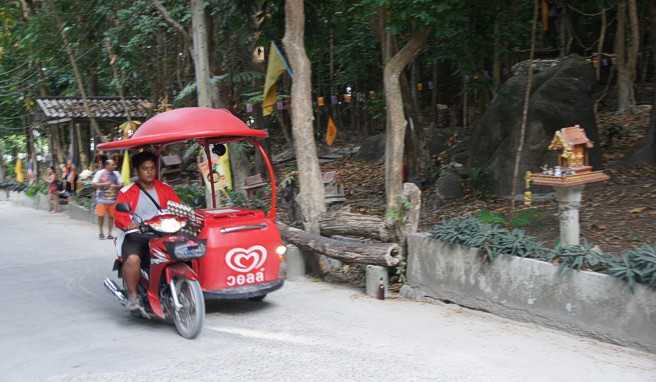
top-left (116, 203), bottom-right (131, 213)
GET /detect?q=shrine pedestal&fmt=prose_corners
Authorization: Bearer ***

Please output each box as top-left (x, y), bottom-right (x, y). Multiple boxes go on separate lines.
top-left (531, 172), bottom-right (608, 247)
top-left (555, 186), bottom-right (584, 246)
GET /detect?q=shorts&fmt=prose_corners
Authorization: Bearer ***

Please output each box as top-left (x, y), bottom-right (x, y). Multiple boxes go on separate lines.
top-left (95, 203), bottom-right (116, 217)
top-left (121, 232), bottom-right (154, 265)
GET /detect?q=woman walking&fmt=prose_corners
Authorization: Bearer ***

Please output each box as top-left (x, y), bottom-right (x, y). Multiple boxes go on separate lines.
top-left (46, 166), bottom-right (60, 213)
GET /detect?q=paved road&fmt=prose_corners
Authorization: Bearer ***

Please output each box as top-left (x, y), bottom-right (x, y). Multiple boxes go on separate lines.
top-left (1, 201), bottom-right (655, 382)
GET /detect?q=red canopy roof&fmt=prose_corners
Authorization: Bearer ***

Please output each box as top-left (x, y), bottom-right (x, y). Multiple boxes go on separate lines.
top-left (97, 107), bottom-right (267, 150)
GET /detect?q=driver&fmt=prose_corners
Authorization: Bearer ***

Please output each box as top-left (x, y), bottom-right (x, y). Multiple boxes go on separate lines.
top-left (114, 151), bottom-right (180, 311)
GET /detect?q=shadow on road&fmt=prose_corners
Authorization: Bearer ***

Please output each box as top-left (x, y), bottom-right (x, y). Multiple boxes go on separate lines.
top-left (205, 299), bottom-right (274, 316)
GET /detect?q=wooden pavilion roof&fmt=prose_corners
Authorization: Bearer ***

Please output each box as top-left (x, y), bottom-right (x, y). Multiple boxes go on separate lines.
top-left (35, 96), bottom-right (153, 120)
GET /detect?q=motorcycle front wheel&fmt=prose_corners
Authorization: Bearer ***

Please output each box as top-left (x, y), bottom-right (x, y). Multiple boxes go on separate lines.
top-left (172, 278), bottom-right (205, 339)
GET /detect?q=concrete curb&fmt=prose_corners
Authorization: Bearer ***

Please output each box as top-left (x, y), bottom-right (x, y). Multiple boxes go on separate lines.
top-left (7, 192), bottom-right (91, 222)
top-left (403, 233), bottom-right (656, 354)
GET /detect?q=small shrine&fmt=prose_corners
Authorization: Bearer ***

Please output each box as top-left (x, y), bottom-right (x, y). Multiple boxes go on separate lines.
top-left (549, 125), bottom-right (593, 171)
top-left (530, 125), bottom-right (608, 188)
top-left (526, 125), bottom-right (609, 246)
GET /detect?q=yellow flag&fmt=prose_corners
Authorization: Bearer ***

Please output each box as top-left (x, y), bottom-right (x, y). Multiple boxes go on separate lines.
top-left (15, 159), bottom-right (24, 183)
top-left (262, 42), bottom-right (292, 116)
top-left (121, 150), bottom-right (131, 185)
top-left (326, 115), bottom-right (337, 146)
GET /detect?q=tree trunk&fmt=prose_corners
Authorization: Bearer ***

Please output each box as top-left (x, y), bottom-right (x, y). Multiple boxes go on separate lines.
top-left (74, 123), bottom-right (89, 169)
top-left (276, 110), bottom-right (294, 148)
top-left (431, 60), bottom-right (439, 122)
top-left (319, 208), bottom-right (395, 242)
top-left (630, 2), bottom-right (656, 163)
top-left (46, 0), bottom-right (103, 142)
top-left (0, 143), bottom-right (5, 182)
top-left (282, 0), bottom-right (326, 234)
top-left (277, 222), bottom-right (402, 267)
top-left (382, 29), bottom-right (430, 220)
top-left (510, 0), bottom-right (539, 215)
top-left (53, 126), bottom-right (65, 165)
top-left (493, 14), bottom-right (503, 91)
top-left (615, 0), bottom-right (640, 114)
top-left (650, 0), bottom-right (656, 82)
top-left (596, 6), bottom-right (607, 81)
top-left (190, 0), bottom-right (220, 109)
top-left (24, 121), bottom-right (37, 179)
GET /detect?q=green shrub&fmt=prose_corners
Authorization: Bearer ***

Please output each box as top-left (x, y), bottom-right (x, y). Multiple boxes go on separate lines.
top-left (550, 242), bottom-right (611, 273)
top-left (431, 217), bottom-right (548, 263)
top-left (608, 245), bottom-right (656, 290)
top-left (510, 208), bottom-right (544, 228)
top-left (225, 187), bottom-right (270, 213)
top-left (25, 181), bottom-right (47, 198)
top-left (477, 208), bottom-right (543, 228)
top-left (173, 184), bottom-right (206, 209)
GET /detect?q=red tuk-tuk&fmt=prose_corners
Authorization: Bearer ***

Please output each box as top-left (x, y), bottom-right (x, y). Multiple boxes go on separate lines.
top-left (98, 108), bottom-right (286, 320)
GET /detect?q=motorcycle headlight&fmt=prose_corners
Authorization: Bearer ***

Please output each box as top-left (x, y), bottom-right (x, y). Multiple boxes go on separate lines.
top-left (154, 218), bottom-right (186, 234)
top-left (275, 245), bottom-right (287, 257)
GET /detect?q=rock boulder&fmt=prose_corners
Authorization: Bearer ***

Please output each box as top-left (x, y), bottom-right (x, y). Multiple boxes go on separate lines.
top-left (469, 55), bottom-right (602, 196)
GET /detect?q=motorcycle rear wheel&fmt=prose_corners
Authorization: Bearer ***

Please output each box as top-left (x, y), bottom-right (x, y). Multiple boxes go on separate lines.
top-left (172, 278), bottom-right (205, 339)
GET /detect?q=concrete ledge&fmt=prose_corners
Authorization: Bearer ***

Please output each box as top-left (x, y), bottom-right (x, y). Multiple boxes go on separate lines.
top-left (9, 192), bottom-right (89, 222)
top-left (403, 233), bottom-right (656, 353)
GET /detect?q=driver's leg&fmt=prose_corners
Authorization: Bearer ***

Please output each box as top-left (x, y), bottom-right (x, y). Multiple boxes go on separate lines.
top-left (123, 254), bottom-right (140, 300)
top-left (121, 233), bottom-right (148, 310)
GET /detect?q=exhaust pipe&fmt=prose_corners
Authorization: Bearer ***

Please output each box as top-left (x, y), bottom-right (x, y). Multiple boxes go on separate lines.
top-left (104, 278), bottom-right (127, 305)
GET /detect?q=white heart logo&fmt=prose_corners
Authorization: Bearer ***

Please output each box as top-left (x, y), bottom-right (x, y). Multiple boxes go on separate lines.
top-left (225, 245), bottom-right (267, 273)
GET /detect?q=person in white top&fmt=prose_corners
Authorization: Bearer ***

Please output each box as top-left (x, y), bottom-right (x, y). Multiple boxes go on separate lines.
top-left (92, 158), bottom-right (122, 240)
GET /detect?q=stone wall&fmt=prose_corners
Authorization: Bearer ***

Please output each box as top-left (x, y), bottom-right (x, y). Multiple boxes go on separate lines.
top-left (402, 234), bottom-right (656, 353)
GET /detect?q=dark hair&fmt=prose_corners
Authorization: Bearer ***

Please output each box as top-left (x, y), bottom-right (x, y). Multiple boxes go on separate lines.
top-left (132, 151), bottom-right (157, 170)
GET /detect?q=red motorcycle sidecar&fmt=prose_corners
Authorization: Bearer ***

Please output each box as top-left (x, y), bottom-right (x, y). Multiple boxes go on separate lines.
top-left (193, 207), bottom-right (286, 300)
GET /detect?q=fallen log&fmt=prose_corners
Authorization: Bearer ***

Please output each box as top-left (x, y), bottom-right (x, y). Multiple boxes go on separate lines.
top-left (277, 222), bottom-right (402, 267)
top-left (319, 208), bottom-right (395, 242)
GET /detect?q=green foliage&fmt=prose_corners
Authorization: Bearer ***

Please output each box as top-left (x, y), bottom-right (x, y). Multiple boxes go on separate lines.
top-left (431, 216), bottom-right (548, 263)
top-left (550, 242), bottom-right (612, 274)
top-left (608, 245), bottom-right (656, 290)
top-left (173, 184), bottom-right (206, 209)
top-left (477, 210), bottom-right (506, 226)
top-left (385, 195), bottom-right (412, 223)
top-left (173, 82), bottom-right (197, 105)
top-left (477, 208), bottom-right (544, 228)
top-left (224, 187), bottom-right (269, 213)
top-left (511, 208), bottom-right (543, 228)
top-left (25, 181), bottom-right (47, 197)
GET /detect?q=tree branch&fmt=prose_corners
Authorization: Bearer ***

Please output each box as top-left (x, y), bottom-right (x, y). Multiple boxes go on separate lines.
top-left (151, 0), bottom-right (192, 45)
